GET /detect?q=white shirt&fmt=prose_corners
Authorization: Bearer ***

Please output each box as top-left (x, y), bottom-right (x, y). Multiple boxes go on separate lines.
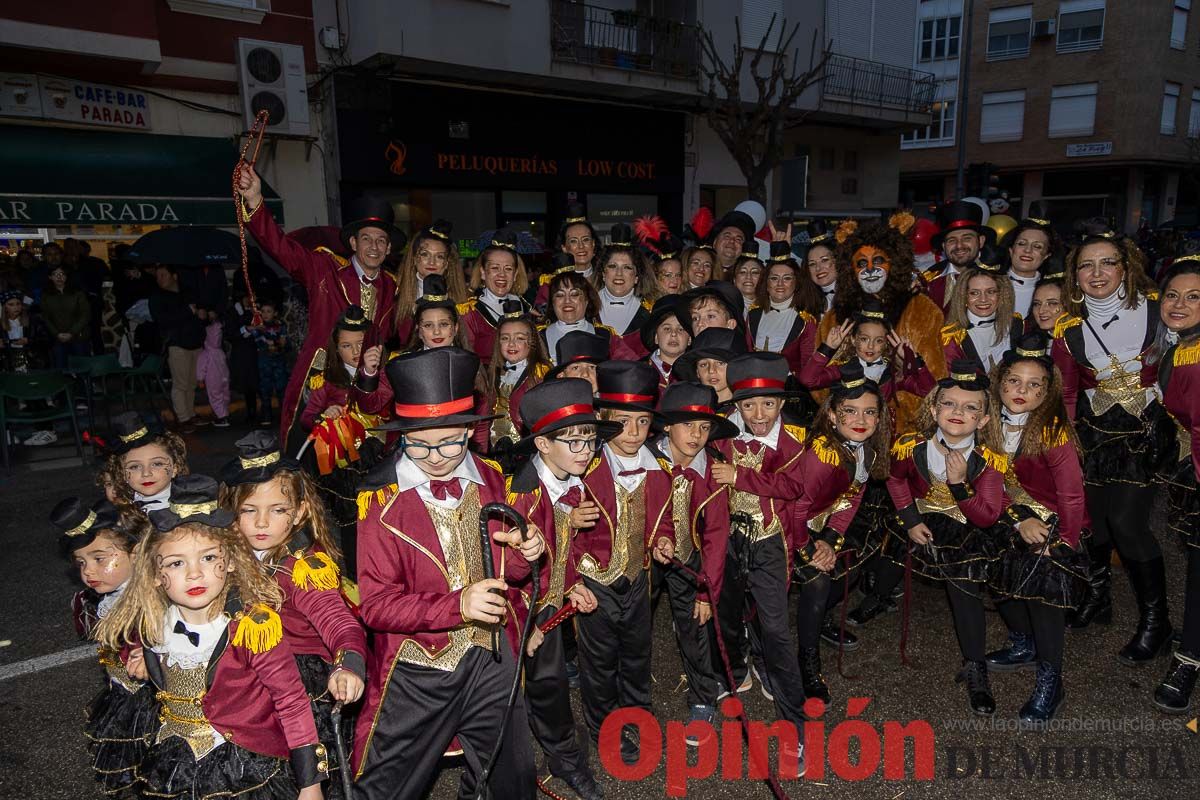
top-left (155, 605), bottom-right (230, 670)
top-left (966, 311), bottom-right (1009, 372)
top-left (859, 356), bottom-right (887, 384)
top-left (1081, 294), bottom-right (1158, 406)
top-left (649, 350), bottom-right (671, 382)
top-left (925, 434), bottom-right (975, 482)
top-left (755, 300), bottom-right (798, 353)
top-left (135, 486), bottom-right (171, 512)
top-left (820, 283), bottom-right (836, 311)
top-left (479, 288), bottom-right (516, 319)
top-left (6, 320), bottom-right (23, 341)
top-left (605, 444), bottom-right (661, 493)
top-left (661, 438), bottom-right (709, 477)
top-left (545, 319), bottom-right (595, 364)
top-left (1000, 409), bottom-right (1029, 456)
top-left (352, 256), bottom-right (379, 285)
top-left (500, 358), bottom-right (527, 387)
top-left (532, 453), bottom-right (583, 510)
top-left (97, 580), bottom-right (128, 620)
top-left (599, 287), bottom-right (639, 334)
top-left (1009, 273), bottom-right (1037, 319)
top-left (394, 451), bottom-right (484, 509)
top-left (845, 440), bottom-right (869, 483)
top-left (734, 413), bottom-right (782, 452)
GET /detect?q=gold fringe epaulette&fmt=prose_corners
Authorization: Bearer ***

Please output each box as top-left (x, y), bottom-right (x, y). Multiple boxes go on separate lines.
top-left (314, 247), bottom-right (350, 267)
top-left (291, 550), bottom-right (340, 591)
top-left (456, 299), bottom-right (477, 315)
top-left (784, 424), bottom-right (807, 445)
top-left (800, 310), bottom-right (816, 326)
top-left (1148, 289), bottom-right (1160, 301)
top-left (539, 273), bottom-right (554, 286)
top-left (922, 267), bottom-right (941, 283)
top-left (232, 604), bottom-right (283, 654)
top-left (940, 324), bottom-right (966, 346)
top-left (810, 435), bottom-right (841, 467)
top-left (1175, 338), bottom-right (1200, 367)
top-left (597, 323), bottom-right (619, 338)
top-left (1042, 424), bottom-right (1071, 448)
top-left (532, 362), bottom-right (550, 380)
top-left (891, 433), bottom-right (922, 461)
top-left (979, 445), bottom-right (1009, 474)
top-left (1053, 313), bottom-right (1082, 339)
top-left (641, 298), bottom-right (653, 312)
top-left (479, 457), bottom-right (504, 476)
top-left (357, 484), bottom-right (398, 520)
top-left (308, 373), bottom-right (325, 391)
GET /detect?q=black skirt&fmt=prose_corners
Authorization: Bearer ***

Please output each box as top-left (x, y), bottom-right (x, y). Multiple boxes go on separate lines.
top-left (1076, 398), bottom-right (1176, 487)
top-left (135, 736), bottom-right (297, 800)
top-left (986, 524), bottom-right (1091, 608)
top-left (310, 436), bottom-right (385, 531)
top-left (1164, 455), bottom-right (1200, 549)
top-left (294, 654), bottom-right (355, 800)
top-left (85, 680), bottom-right (159, 794)
top-left (883, 511), bottom-right (999, 584)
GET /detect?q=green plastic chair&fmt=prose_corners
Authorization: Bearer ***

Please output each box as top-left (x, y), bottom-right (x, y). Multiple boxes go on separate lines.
top-left (121, 354), bottom-right (171, 414)
top-left (0, 371), bottom-right (84, 470)
top-left (67, 353), bottom-right (126, 429)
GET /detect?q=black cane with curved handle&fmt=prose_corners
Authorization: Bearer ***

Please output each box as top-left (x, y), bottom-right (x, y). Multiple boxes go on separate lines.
top-left (475, 502), bottom-right (538, 800)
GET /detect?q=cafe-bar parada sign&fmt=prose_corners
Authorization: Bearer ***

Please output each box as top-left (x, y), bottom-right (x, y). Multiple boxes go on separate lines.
top-left (0, 73), bottom-right (151, 130)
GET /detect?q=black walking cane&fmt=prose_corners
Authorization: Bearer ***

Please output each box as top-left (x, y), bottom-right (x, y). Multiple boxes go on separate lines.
top-left (476, 502), bottom-right (540, 800)
top-left (330, 700), bottom-right (354, 800)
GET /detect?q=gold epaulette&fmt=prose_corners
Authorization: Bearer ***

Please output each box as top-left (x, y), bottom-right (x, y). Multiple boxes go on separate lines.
top-left (978, 445), bottom-right (1009, 474)
top-left (810, 435), bottom-right (841, 467)
top-left (1148, 289), bottom-right (1160, 301)
top-left (641, 298), bottom-right (653, 312)
top-left (308, 373), bottom-right (325, 391)
top-left (539, 273), bottom-right (554, 286)
top-left (922, 267), bottom-right (941, 283)
top-left (1053, 313), bottom-right (1082, 339)
top-left (596, 323), bottom-right (619, 337)
top-left (291, 550), bottom-right (340, 591)
top-left (532, 362), bottom-right (550, 380)
top-left (479, 457), bottom-right (504, 476)
top-left (654, 456), bottom-right (673, 473)
top-left (1175, 338), bottom-right (1200, 367)
top-left (891, 433), bottom-right (922, 460)
top-left (357, 484), bottom-right (398, 520)
top-left (314, 247), bottom-right (350, 267)
top-left (783, 424), bottom-right (807, 445)
top-left (940, 324), bottom-right (966, 346)
top-left (800, 310), bottom-right (816, 325)
top-left (456, 299), bottom-right (477, 315)
top-left (232, 604), bottom-right (283, 654)
top-left (1042, 424), bottom-right (1071, 448)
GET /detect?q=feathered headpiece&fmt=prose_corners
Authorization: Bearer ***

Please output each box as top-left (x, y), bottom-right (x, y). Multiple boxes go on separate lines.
top-left (687, 207), bottom-right (715, 243)
top-left (633, 215), bottom-right (670, 253)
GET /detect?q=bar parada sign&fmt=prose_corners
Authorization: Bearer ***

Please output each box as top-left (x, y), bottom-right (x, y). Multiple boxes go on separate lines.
top-left (0, 196), bottom-right (284, 226)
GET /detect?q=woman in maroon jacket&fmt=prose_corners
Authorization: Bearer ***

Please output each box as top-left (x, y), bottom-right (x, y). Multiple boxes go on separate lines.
top-left (1154, 258), bottom-right (1200, 713)
top-left (983, 332), bottom-right (1089, 727)
top-left (97, 475), bottom-right (328, 800)
top-left (748, 241), bottom-right (822, 375)
top-left (221, 431), bottom-right (367, 796)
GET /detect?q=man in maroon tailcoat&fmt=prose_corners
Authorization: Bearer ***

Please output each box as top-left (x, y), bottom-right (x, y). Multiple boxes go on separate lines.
top-left (236, 166), bottom-right (401, 447)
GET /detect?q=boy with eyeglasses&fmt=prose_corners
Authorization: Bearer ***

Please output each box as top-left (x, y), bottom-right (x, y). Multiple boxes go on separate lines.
top-left (353, 347), bottom-right (545, 800)
top-left (501, 377), bottom-right (616, 800)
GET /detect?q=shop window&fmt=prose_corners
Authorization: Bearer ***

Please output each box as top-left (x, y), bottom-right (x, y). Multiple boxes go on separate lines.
top-left (980, 90), bottom-right (1026, 143)
top-left (919, 16), bottom-right (961, 62)
top-left (987, 5), bottom-right (1032, 60)
top-left (1057, 0), bottom-right (1105, 53)
top-left (1173, 1), bottom-right (1191, 49)
top-left (1163, 82), bottom-right (1182, 135)
top-left (1048, 83), bottom-right (1098, 138)
top-left (1189, 89), bottom-right (1200, 138)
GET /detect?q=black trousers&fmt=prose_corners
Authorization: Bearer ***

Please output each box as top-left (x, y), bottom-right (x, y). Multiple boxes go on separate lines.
top-left (944, 578), bottom-right (987, 663)
top-left (1085, 484), bottom-right (1162, 563)
top-left (715, 533), bottom-right (808, 728)
top-left (997, 599), bottom-right (1066, 669)
top-left (1182, 546), bottom-right (1200, 657)
top-left (795, 570), bottom-right (854, 649)
top-left (653, 554), bottom-right (720, 708)
top-left (576, 572), bottom-right (652, 741)
top-left (523, 606), bottom-right (589, 777)
top-left (354, 645), bottom-right (536, 800)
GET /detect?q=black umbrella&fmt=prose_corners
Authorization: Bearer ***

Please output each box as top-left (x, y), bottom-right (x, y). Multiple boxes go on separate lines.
top-left (127, 226), bottom-right (243, 267)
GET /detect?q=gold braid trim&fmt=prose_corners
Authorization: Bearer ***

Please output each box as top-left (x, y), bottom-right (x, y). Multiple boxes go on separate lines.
top-left (810, 435), bottom-right (842, 467)
top-left (1175, 338), bottom-right (1200, 367)
top-left (1053, 313), bottom-right (1082, 339)
top-left (940, 324), bottom-right (966, 346)
top-left (891, 433), bottom-right (923, 461)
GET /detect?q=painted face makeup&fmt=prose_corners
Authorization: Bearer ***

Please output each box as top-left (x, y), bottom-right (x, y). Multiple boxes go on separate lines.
top-left (74, 534), bottom-right (133, 594)
top-left (236, 476), bottom-right (298, 553)
top-left (853, 245), bottom-right (890, 294)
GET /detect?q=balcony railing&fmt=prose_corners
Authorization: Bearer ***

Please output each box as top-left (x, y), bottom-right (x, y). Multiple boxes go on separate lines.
top-left (550, 0), bottom-right (700, 79)
top-left (820, 53), bottom-right (936, 115)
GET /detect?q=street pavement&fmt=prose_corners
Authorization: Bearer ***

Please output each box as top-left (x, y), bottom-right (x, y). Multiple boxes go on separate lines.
top-left (2, 422), bottom-right (1199, 799)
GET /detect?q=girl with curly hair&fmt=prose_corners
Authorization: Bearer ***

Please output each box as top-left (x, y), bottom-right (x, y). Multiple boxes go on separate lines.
top-left (105, 412), bottom-right (190, 516)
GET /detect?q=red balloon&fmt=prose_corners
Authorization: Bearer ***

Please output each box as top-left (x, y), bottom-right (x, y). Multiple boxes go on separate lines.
top-left (909, 217), bottom-right (940, 255)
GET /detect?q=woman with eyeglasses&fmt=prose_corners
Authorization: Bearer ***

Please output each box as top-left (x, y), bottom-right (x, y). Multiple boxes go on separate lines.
top-left (747, 239), bottom-right (822, 376)
top-left (1000, 218), bottom-right (1062, 318)
top-left (591, 223), bottom-right (660, 358)
top-left (534, 202), bottom-right (599, 309)
top-left (393, 219), bottom-right (468, 346)
top-left (1051, 219), bottom-right (1176, 667)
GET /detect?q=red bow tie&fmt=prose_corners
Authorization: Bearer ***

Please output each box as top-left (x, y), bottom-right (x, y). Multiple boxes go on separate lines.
top-left (429, 479), bottom-right (463, 501)
top-left (558, 486), bottom-right (582, 508)
top-left (618, 468), bottom-right (645, 477)
top-left (737, 440), bottom-right (764, 455)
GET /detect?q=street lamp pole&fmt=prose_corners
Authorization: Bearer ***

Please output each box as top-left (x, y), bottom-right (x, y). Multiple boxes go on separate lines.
top-left (955, 0), bottom-right (974, 200)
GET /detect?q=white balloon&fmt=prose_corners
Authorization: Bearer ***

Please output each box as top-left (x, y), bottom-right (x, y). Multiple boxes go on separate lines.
top-left (962, 196), bottom-right (991, 226)
top-left (733, 200), bottom-right (767, 232)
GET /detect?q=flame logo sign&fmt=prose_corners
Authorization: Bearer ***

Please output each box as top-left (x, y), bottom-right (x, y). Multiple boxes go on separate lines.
top-left (385, 140), bottom-right (407, 176)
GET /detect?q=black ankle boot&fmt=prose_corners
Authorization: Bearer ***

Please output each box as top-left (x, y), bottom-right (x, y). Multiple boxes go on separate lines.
top-left (1019, 661), bottom-right (1064, 727)
top-left (846, 593), bottom-right (897, 627)
top-left (819, 617), bottom-right (859, 651)
top-left (1118, 557), bottom-right (1174, 665)
top-left (799, 647), bottom-right (830, 705)
top-left (1067, 542), bottom-right (1113, 630)
top-left (1154, 653), bottom-right (1200, 714)
top-left (986, 631), bottom-right (1038, 671)
top-left (956, 660), bottom-right (995, 715)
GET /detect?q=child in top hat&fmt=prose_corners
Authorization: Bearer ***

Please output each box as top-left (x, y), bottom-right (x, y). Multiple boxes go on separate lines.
top-left (503, 377), bottom-right (617, 800)
top-left (885, 361), bottom-right (1008, 716)
top-left (399, 273), bottom-right (468, 353)
top-left (51, 497), bottom-right (153, 795)
top-left (473, 299), bottom-right (552, 457)
top-left (650, 382), bottom-right (736, 737)
top-left (459, 229), bottom-right (533, 364)
top-left (708, 352), bottom-right (807, 770)
top-left (352, 347), bottom-right (544, 800)
top-left (546, 329), bottom-right (609, 392)
top-left (671, 326), bottom-right (749, 407)
top-left (572, 360), bottom-right (675, 763)
top-left (680, 280), bottom-right (747, 341)
top-left (640, 295), bottom-right (691, 393)
top-left (97, 474), bottom-right (329, 800)
top-left (101, 411), bottom-right (190, 517)
top-left (789, 363), bottom-right (892, 705)
top-left (220, 431), bottom-right (367, 795)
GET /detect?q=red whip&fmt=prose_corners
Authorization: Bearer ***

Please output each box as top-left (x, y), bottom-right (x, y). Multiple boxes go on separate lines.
top-left (537, 603), bottom-right (578, 634)
top-left (233, 109), bottom-right (270, 327)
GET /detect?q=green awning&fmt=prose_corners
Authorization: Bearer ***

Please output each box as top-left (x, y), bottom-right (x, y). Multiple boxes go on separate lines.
top-left (0, 124), bottom-right (283, 227)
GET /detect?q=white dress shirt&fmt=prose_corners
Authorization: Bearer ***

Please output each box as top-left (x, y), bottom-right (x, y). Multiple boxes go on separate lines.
top-left (135, 486), bottom-right (172, 512)
top-left (605, 444), bottom-right (661, 493)
top-left (1009, 273), bottom-right (1037, 319)
top-left (733, 413), bottom-right (782, 452)
top-left (966, 311), bottom-right (1009, 372)
top-left (1081, 294), bottom-right (1157, 407)
top-left (479, 288), bottom-right (516, 319)
top-left (925, 434), bottom-right (975, 482)
top-left (532, 453), bottom-right (584, 510)
top-left (598, 287), bottom-right (639, 334)
top-left (394, 451), bottom-right (484, 510)
top-left (545, 319), bottom-right (595, 364)
top-left (1000, 409), bottom-right (1029, 456)
top-left (500, 358), bottom-right (527, 387)
top-left (755, 300), bottom-right (798, 353)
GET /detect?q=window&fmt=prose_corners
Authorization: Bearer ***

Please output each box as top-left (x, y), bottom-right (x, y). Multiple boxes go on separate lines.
top-left (980, 90), bottom-right (1026, 143)
top-left (987, 5), bottom-right (1032, 60)
top-left (741, 0), bottom-right (784, 48)
top-left (819, 147), bottom-right (836, 170)
top-left (920, 16), bottom-right (961, 61)
top-left (902, 98), bottom-right (957, 148)
top-left (843, 150), bottom-right (858, 171)
top-left (1173, 1), bottom-right (1191, 49)
top-left (841, 178), bottom-right (858, 195)
top-left (1163, 82), bottom-right (1182, 135)
top-left (1048, 83), bottom-right (1098, 137)
top-left (1057, 0), bottom-right (1105, 53)
top-left (1189, 89), bottom-right (1200, 138)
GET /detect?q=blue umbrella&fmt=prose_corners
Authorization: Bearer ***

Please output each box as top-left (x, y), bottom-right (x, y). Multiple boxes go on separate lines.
top-left (475, 229), bottom-right (545, 256)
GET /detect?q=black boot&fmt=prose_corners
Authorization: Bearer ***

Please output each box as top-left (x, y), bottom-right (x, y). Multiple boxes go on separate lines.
top-left (985, 630), bottom-right (1037, 671)
top-left (1153, 653), bottom-right (1200, 714)
top-left (819, 617), bottom-right (860, 651)
top-left (1118, 557), bottom-right (1174, 666)
top-left (956, 660), bottom-right (995, 715)
top-left (1019, 661), bottom-right (1065, 727)
top-left (799, 647), bottom-right (830, 705)
top-left (1067, 541), bottom-right (1113, 630)
top-left (846, 593), bottom-right (897, 627)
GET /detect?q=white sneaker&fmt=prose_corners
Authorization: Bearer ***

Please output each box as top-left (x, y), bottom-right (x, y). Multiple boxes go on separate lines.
top-left (23, 430), bottom-right (58, 446)
top-left (751, 664), bottom-right (774, 701)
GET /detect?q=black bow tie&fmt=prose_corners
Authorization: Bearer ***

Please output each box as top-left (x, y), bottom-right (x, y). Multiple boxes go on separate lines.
top-left (823, 287), bottom-right (835, 295)
top-left (863, 360), bottom-right (884, 368)
top-left (1100, 314), bottom-right (1120, 330)
top-left (173, 620), bottom-right (200, 647)
top-left (504, 363), bottom-right (521, 372)
top-left (608, 300), bottom-right (625, 306)
top-left (968, 318), bottom-right (995, 329)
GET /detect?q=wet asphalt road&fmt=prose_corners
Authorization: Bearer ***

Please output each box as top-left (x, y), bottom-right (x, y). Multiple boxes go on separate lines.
top-left (2, 424), bottom-right (1198, 800)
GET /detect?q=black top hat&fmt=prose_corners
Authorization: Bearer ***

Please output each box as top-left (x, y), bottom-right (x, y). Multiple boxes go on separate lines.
top-left (109, 411), bottom-right (166, 455)
top-left (545, 331), bottom-right (609, 379)
top-left (486, 228), bottom-right (519, 253)
top-left (550, 251), bottom-right (576, 276)
top-left (639, 295), bottom-right (687, 353)
top-left (608, 223), bottom-right (634, 248)
top-left (806, 219), bottom-right (834, 246)
top-left (712, 210), bottom-right (756, 244)
top-left (1039, 253), bottom-right (1065, 281)
top-left (768, 240), bottom-right (796, 265)
top-left (499, 298), bottom-right (527, 323)
top-left (595, 360), bottom-right (661, 415)
top-left (854, 296), bottom-right (889, 325)
top-left (336, 304), bottom-right (371, 333)
top-left (679, 280), bottom-right (745, 337)
top-left (148, 475), bottom-right (235, 532)
top-left (515, 377), bottom-right (621, 452)
top-left (672, 327), bottom-right (749, 382)
top-left (653, 234), bottom-right (684, 262)
top-left (829, 361), bottom-right (881, 401)
top-left (341, 196), bottom-right (406, 252)
top-left (1002, 330), bottom-right (1053, 366)
top-left (974, 242), bottom-right (1007, 273)
top-left (939, 358), bottom-right (990, 391)
top-left (932, 200), bottom-right (988, 251)
top-left (50, 497), bottom-right (122, 550)
top-left (375, 347), bottom-right (496, 432)
top-left (219, 431), bottom-right (302, 487)
top-left (417, 218), bottom-right (453, 245)
top-left (562, 202), bottom-right (590, 228)
top-left (415, 274), bottom-right (457, 315)
top-left (726, 352), bottom-right (796, 402)
top-left (657, 382), bottom-right (739, 441)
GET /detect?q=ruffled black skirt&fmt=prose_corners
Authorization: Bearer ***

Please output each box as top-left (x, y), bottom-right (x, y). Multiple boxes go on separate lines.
top-left (882, 511), bottom-right (999, 584)
top-left (1164, 455), bottom-right (1200, 549)
top-left (135, 737), bottom-right (297, 800)
top-left (295, 654), bottom-right (355, 800)
top-left (792, 482), bottom-right (888, 585)
top-left (986, 525), bottom-right (1091, 608)
top-left (86, 680), bottom-right (159, 794)
top-left (1076, 398), bottom-right (1176, 487)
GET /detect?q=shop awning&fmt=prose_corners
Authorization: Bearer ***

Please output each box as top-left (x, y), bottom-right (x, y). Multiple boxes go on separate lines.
top-left (0, 124), bottom-right (283, 227)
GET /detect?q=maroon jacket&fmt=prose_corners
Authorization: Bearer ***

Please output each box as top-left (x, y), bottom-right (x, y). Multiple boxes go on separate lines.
top-left (138, 610), bottom-right (326, 786)
top-left (940, 317), bottom-right (1023, 377)
top-left (921, 263), bottom-right (955, 310)
top-left (664, 450), bottom-right (730, 604)
top-left (471, 365), bottom-right (545, 453)
top-left (886, 434), bottom-right (1007, 530)
top-left (1161, 335), bottom-right (1200, 482)
top-left (458, 295), bottom-right (533, 365)
top-left (504, 461), bottom-right (571, 631)
top-left (1007, 434), bottom-right (1089, 548)
top-left (244, 203), bottom-right (397, 443)
top-left (710, 421), bottom-right (807, 547)
top-left (799, 344), bottom-right (936, 403)
top-left (788, 438), bottom-right (870, 552)
top-left (747, 308), bottom-right (817, 376)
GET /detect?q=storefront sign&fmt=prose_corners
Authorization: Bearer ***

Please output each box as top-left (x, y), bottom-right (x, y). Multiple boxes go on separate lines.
top-left (0, 73), bottom-right (151, 130)
top-left (0, 195), bottom-right (279, 226)
top-left (1065, 141), bottom-right (1112, 157)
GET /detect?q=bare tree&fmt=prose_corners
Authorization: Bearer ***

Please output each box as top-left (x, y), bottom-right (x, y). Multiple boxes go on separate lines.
top-left (699, 15), bottom-right (831, 207)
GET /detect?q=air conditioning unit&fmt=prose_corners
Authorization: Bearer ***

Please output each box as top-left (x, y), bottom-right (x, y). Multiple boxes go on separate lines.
top-left (236, 38), bottom-right (310, 136)
top-left (1033, 19), bottom-right (1057, 39)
